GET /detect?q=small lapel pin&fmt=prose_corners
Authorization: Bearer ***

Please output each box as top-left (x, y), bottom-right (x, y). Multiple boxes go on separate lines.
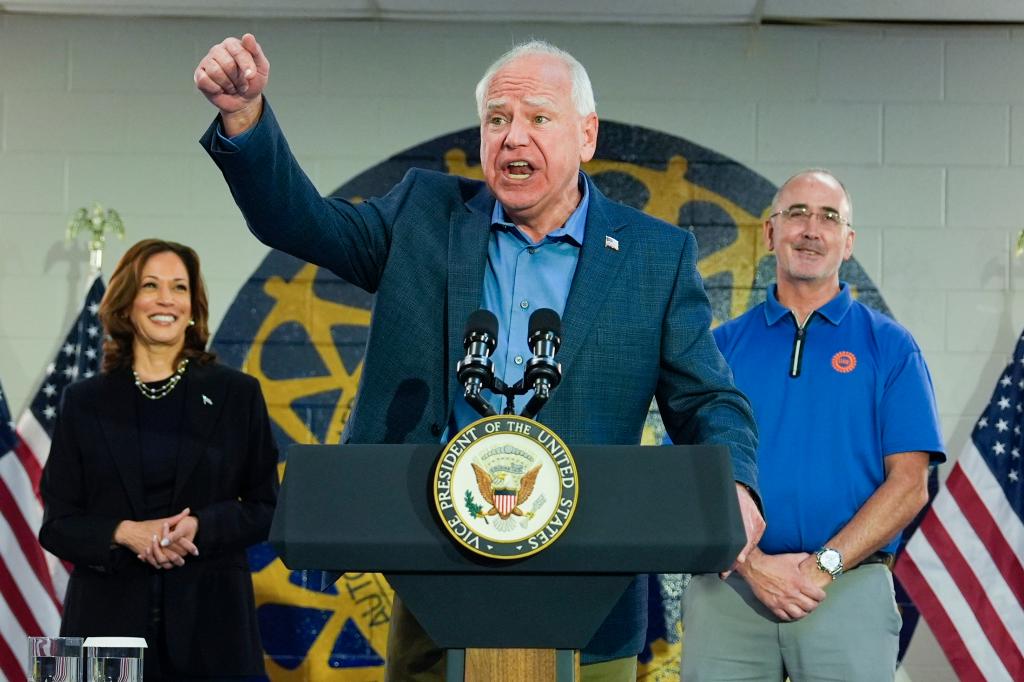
top-left (604, 235), bottom-right (619, 251)
top-left (202, 394), bottom-right (213, 406)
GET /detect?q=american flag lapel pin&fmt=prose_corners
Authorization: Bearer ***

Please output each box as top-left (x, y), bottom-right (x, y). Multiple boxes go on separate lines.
top-left (605, 235), bottom-right (619, 251)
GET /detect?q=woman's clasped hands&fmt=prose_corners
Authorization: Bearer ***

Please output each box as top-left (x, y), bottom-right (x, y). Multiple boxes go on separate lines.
top-left (114, 507), bottom-right (199, 570)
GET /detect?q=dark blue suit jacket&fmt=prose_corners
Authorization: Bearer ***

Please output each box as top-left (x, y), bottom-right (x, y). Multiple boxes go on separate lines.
top-left (202, 101), bottom-right (758, 662)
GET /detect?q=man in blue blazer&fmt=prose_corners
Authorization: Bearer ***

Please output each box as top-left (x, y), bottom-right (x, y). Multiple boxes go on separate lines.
top-left (196, 34), bottom-right (763, 681)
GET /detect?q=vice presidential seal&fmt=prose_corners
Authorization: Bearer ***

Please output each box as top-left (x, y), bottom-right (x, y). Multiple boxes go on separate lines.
top-left (433, 415), bottom-right (579, 560)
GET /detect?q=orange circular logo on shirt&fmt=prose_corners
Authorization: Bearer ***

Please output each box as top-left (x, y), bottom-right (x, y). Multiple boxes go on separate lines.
top-left (832, 351), bottom-right (857, 373)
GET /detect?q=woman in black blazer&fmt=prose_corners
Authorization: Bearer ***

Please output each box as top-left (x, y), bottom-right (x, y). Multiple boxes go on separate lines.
top-left (40, 238), bottom-right (278, 681)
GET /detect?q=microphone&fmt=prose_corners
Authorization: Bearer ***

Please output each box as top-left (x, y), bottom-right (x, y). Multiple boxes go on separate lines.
top-left (456, 309), bottom-right (499, 418)
top-left (521, 308), bottom-right (562, 419)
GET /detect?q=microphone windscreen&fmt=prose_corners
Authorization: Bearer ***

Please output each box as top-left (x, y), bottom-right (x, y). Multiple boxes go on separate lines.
top-left (464, 309), bottom-right (499, 339)
top-left (528, 308), bottom-right (561, 337)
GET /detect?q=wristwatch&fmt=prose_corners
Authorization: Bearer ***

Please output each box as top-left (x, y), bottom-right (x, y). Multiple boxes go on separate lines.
top-left (815, 547), bottom-right (844, 580)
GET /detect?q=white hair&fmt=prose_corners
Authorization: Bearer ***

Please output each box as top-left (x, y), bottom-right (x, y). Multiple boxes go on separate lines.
top-left (475, 40), bottom-right (596, 119)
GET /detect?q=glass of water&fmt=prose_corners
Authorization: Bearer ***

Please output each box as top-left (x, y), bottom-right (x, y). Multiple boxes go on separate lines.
top-left (27, 637), bottom-right (83, 682)
top-left (83, 637), bottom-right (145, 682)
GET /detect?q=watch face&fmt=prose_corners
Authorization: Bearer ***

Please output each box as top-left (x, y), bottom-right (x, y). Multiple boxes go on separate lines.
top-left (819, 549), bottom-right (842, 573)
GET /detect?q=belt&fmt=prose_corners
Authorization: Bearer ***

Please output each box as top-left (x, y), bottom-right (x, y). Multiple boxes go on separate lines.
top-left (858, 551), bottom-right (894, 570)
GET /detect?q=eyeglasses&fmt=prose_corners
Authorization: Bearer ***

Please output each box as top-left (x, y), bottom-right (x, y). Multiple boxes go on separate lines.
top-left (769, 206), bottom-right (849, 227)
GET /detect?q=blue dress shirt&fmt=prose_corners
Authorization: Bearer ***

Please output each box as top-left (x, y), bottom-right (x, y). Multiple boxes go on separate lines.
top-left (453, 179), bottom-right (588, 430)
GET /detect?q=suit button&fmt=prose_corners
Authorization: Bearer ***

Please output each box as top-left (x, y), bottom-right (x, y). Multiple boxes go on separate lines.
top-left (430, 423), bottom-right (442, 436)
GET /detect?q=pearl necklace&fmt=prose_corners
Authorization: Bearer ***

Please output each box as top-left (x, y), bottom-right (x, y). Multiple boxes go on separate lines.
top-left (133, 359), bottom-right (189, 400)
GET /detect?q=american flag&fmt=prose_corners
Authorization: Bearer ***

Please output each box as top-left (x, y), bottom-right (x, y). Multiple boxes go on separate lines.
top-left (896, 331), bottom-right (1024, 682)
top-left (0, 277), bottom-right (105, 680)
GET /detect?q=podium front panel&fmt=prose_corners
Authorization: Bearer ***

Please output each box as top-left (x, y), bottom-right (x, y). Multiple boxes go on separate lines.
top-left (271, 443), bottom-right (745, 575)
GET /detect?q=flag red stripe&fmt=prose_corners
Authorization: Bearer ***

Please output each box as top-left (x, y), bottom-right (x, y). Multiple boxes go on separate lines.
top-left (0, 476), bottom-right (61, 609)
top-left (0, 553), bottom-right (43, 637)
top-left (0, 628), bottom-right (23, 682)
top-left (920, 508), bottom-right (1024, 677)
top-left (895, 551), bottom-right (988, 682)
top-left (945, 464), bottom-right (1024, 609)
top-left (13, 438), bottom-right (43, 501)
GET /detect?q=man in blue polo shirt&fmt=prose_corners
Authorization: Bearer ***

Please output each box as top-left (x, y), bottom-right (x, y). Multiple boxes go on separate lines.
top-left (682, 169), bottom-right (945, 681)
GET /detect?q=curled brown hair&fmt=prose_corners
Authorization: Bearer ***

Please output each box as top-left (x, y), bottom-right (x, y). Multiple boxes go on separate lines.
top-left (99, 239), bottom-right (216, 372)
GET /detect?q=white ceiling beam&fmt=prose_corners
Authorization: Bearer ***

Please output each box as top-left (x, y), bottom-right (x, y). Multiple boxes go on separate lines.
top-left (2, 0), bottom-right (1023, 24)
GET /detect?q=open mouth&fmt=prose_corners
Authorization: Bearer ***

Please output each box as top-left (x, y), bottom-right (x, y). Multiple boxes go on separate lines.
top-left (504, 160), bottom-right (534, 180)
top-left (149, 314), bottom-right (177, 324)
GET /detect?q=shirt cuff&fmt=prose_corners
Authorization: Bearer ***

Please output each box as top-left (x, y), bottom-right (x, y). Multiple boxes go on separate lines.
top-left (213, 122), bottom-right (255, 150)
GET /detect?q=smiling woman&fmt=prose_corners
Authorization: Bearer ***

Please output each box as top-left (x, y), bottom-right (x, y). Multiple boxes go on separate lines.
top-left (130, 252), bottom-right (193, 357)
top-left (38, 238), bottom-right (279, 681)
top-left (99, 239), bottom-right (215, 377)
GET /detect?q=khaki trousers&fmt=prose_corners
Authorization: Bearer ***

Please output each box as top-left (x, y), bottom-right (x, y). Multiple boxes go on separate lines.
top-left (682, 566), bottom-right (901, 682)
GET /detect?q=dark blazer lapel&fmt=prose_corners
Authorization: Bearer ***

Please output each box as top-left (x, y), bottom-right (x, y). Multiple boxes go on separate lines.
top-left (172, 364), bottom-right (228, 507)
top-left (558, 179), bottom-right (630, 376)
top-left (95, 370), bottom-right (146, 519)
top-left (445, 187), bottom-right (493, 418)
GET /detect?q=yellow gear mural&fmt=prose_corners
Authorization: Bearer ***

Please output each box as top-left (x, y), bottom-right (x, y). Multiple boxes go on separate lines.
top-left (240, 264), bottom-right (388, 679)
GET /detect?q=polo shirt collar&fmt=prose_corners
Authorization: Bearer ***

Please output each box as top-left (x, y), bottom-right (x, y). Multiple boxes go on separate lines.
top-left (764, 281), bottom-right (853, 326)
top-left (490, 172), bottom-right (588, 247)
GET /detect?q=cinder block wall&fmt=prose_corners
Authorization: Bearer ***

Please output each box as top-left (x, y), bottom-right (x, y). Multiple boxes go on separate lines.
top-left (4, 13), bottom-right (1019, 680)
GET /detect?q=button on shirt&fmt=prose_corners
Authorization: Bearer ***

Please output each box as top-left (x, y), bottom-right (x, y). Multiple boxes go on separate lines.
top-left (452, 177), bottom-right (589, 431)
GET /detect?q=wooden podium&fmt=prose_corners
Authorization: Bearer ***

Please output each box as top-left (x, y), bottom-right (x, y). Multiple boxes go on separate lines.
top-left (270, 443), bottom-right (745, 681)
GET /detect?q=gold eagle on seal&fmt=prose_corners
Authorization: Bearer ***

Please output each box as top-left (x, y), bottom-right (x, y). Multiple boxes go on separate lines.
top-left (471, 463), bottom-right (542, 520)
